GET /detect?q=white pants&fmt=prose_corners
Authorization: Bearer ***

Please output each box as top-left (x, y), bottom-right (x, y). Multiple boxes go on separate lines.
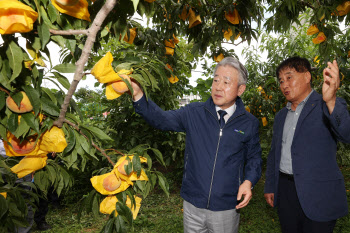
top-left (183, 200), bottom-right (240, 233)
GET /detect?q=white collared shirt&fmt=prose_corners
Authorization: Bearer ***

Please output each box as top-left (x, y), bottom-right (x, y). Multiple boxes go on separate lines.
top-left (215, 103), bottom-right (236, 123)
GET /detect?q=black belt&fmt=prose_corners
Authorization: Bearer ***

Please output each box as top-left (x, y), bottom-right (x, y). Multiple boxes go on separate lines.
top-left (279, 171), bottom-right (294, 181)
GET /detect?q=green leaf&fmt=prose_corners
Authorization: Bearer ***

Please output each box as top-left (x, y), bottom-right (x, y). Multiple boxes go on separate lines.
top-left (56, 174), bottom-right (64, 197)
top-left (115, 202), bottom-right (133, 224)
top-left (22, 86), bottom-right (41, 115)
top-left (150, 148), bottom-right (165, 166)
top-left (9, 91), bottom-right (23, 107)
top-left (14, 117), bottom-right (30, 138)
top-left (7, 113), bottom-right (18, 133)
top-left (25, 41), bottom-right (37, 60)
top-left (79, 135), bottom-right (91, 154)
top-left (63, 126), bottom-right (75, 155)
top-left (6, 41), bottom-right (23, 82)
top-left (47, 3), bottom-right (58, 23)
top-left (31, 37), bottom-right (42, 53)
top-left (80, 125), bottom-right (113, 141)
top-left (41, 98), bottom-right (60, 116)
top-left (115, 63), bottom-right (133, 72)
top-left (0, 195), bottom-right (8, 219)
top-left (131, 0), bottom-right (139, 12)
top-left (132, 155), bottom-right (141, 177)
top-left (22, 112), bottom-right (39, 133)
top-left (103, 218), bottom-right (114, 233)
top-left (92, 194), bottom-right (100, 218)
top-left (135, 180), bottom-right (145, 193)
top-left (42, 87), bottom-right (57, 105)
top-left (37, 23), bottom-right (51, 50)
top-left (53, 72), bottom-right (71, 90)
top-left (0, 123), bottom-right (7, 143)
top-left (155, 171), bottom-right (169, 197)
top-left (115, 215), bottom-right (127, 233)
top-left (10, 216), bottom-right (29, 227)
top-left (51, 35), bottom-right (66, 48)
top-left (46, 164), bottom-right (56, 184)
top-left (66, 39), bottom-right (76, 54)
top-left (53, 63), bottom-right (76, 73)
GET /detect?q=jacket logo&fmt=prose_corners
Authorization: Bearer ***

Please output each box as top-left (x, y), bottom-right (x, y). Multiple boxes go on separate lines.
top-left (234, 129), bottom-right (245, 134)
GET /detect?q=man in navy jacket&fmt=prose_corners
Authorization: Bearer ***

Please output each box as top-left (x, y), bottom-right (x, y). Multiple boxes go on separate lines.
top-left (264, 57), bottom-right (350, 233)
top-left (128, 57), bottom-right (262, 232)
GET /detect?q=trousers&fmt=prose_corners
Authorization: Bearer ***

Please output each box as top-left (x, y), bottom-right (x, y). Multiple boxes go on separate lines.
top-left (277, 172), bottom-right (337, 233)
top-left (183, 200), bottom-right (240, 233)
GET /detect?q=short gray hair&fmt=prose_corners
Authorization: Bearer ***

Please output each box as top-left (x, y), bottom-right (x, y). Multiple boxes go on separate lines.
top-left (214, 57), bottom-right (248, 85)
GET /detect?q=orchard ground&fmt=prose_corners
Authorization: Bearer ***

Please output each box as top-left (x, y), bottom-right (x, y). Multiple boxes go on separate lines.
top-left (31, 166), bottom-right (350, 233)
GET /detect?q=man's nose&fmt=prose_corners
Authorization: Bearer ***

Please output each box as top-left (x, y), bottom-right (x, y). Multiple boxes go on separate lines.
top-left (280, 81), bottom-right (288, 89)
top-left (215, 81), bottom-right (224, 90)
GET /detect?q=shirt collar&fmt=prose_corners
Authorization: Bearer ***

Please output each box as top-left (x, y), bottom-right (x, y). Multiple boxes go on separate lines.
top-left (215, 103), bottom-right (236, 118)
top-left (286, 89), bottom-right (314, 110)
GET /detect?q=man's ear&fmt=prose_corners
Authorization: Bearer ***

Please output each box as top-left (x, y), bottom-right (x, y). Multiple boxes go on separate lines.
top-left (305, 72), bottom-right (312, 84)
top-left (238, 84), bottom-right (246, 96)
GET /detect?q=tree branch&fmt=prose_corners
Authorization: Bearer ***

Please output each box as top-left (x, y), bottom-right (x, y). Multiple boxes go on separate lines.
top-left (63, 119), bottom-right (115, 166)
top-left (50, 29), bottom-right (88, 35)
top-left (54, 0), bottom-right (118, 127)
top-left (0, 86), bottom-right (10, 95)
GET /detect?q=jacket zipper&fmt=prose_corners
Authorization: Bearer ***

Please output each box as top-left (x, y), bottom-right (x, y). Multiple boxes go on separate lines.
top-left (184, 153), bottom-right (189, 179)
top-left (239, 164), bottom-right (242, 185)
top-left (205, 108), bottom-right (244, 209)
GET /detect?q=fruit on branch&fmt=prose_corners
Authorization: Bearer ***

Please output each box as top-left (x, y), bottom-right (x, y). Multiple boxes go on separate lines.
top-left (262, 117), bottom-right (268, 126)
top-left (10, 135), bottom-right (37, 154)
top-left (99, 195), bottom-right (142, 219)
top-left (312, 32), bottom-right (326, 44)
top-left (188, 8), bottom-right (201, 28)
top-left (11, 155), bottom-right (48, 178)
top-left (0, 192), bottom-right (7, 199)
top-left (111, 75), bottom-right (131, 94)
top-left (214, 53), bottom-right (224, 62)
top-left (117, 159), bottom-right (130, 176)
top-left (307, 25), bottom-right (319, 35)
top-left (225, 8), bottom-right (241, 25)
top-left (223, 28), bottom-right (241, 41)
top-left (6, 91), bottom-right (33, 113)
top-left (165, 64), bottom-right (179, 84)
top-left (91, 52), bottom-right (135, 100)
top-left (51, 0), bottom-right (90, 21)
top-left (333, 1), bottom-right (350, 16)
top-left (115, 155), bottom-right (149, 181)
top-left (178, 5), bottom-right (189, 21)
top-left (122, 28), bottom-right (137, 44)
top-left (0, 0), bottom-right (38, 34)
top-left (102, 173), bottom-right (122, 191)
top-left (39, 126), bottom-right (67, 153)
top-left (91, 171), bottom-right (131, 195)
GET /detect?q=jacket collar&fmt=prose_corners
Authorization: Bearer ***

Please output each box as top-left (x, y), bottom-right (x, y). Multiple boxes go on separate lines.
top-left (276, 91), bottom-right (321, 137)
top-left (293, 91), bottom-right (320, 136)
top-left (205, 96), bottom-right (246, 119)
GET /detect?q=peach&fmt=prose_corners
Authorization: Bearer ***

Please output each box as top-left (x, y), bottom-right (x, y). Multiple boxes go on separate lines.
top-left (102, 174), bottom-right (122, 191)
top-left (111, 76), bottom-right (131, 94)
top-left (6, 91), bottom-right (33, 113)
top-left (55, 0), bottom-right (80, 6)
top-left (11, 135), bottom-right (37, 154)
top-left (118, 160), bottom-right (130, 175)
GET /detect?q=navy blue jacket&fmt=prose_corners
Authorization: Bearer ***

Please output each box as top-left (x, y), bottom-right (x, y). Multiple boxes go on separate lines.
top-left (134, 95), bottom-right (262, 211)
top-left (264, 91), bottom-right (350, 221)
